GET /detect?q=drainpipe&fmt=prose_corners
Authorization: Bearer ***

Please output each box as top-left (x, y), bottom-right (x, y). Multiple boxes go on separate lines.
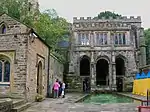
top-left (47, 48), bottom-right (50, 97)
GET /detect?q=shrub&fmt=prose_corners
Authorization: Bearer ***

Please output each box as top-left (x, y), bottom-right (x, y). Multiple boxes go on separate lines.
top-left (35, 94), bottom-right (44, 102)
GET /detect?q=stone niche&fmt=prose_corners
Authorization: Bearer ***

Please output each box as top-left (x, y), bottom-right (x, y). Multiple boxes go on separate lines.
top-left (0, 98), bottom-right (12, 112)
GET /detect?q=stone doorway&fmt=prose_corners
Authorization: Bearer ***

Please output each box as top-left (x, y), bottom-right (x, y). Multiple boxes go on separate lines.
top-left (80, 55), bottom-right (90, 92)
top-left (96, 59), bottom-right (109, 86)
top-left (82, 77), bottom-right (90, 93)
top-left (37, 61), bottom-right (43, 95)
top-left (116, 57), bottom-right (125, 92)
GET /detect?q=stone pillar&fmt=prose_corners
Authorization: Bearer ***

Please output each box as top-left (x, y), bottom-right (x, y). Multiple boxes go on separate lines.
top-left (112, 52), bottom-right (116, 91)
top-left (107, 31), bottom-right (111, 44)
top-left (91, 62), bottom-right (95, 87)
top-left (109, 63), bottom-right (112, 88)
top-left (139, 28), bottom-right (146, 66)
top-left (126, 31), bottom-right (130, 45)
top-left (112, 63), bottom-right (116, 90)
top-left (91, 52), bottom-right (95, 89)
top-left (90, 32), bottom-right (94, 47)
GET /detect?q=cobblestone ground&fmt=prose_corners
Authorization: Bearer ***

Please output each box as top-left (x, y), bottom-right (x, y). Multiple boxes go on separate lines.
top-left (24, 93), bottom-right (140, 112)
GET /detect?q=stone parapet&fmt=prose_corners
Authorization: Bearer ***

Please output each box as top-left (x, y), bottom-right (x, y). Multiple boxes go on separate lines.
top-left (73, 16), bottom-right (141, 23)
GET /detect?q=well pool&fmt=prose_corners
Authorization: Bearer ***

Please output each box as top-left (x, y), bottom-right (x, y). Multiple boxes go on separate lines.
top-left (81, 94), bottom-right (137, 104)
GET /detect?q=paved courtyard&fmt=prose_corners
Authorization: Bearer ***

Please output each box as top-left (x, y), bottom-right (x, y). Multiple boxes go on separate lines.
top-left (24, 93), bottom-right (140, 112)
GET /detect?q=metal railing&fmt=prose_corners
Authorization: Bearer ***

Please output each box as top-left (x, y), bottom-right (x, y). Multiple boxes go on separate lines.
top-left (137, 89), bottom-right (150, 112)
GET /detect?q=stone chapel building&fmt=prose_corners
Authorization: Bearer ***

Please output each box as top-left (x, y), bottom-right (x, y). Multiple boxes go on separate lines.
top-left (0, 13), bottom-right (50, 101)
top-left (67, 16), bottom-right (146, 92)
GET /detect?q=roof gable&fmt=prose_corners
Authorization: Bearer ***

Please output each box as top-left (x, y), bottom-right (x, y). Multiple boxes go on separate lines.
top-left (0, 13), bottom-right (51, 48)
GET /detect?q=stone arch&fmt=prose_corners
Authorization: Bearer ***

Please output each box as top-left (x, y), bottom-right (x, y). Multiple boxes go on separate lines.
top-left (116, 54), bottom-right (127, 63)
top-left (0, 54), bottom-right (11, 63)
top-left (115, 54), bottom-right (126, 92)
top-left (96, 55), bottom-right (110, 64)
top-left (96, 58), bottom-right (109, 86)
top-left (79, 55), bottom-right (90, 76)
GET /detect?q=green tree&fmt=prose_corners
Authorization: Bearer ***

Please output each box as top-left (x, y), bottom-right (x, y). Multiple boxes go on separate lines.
top-left (34, 9), bottom-right (69, 51)
top-left (144, 29), bottom-right (150, 64)
top-left (95, 11), bottom-right (122, 19)
top-left (0, 0), bottom-right (37, 26)
top-left (0, 1), bottom-right (70, 62)
top-left (0, 0), bottom-right (21, 19)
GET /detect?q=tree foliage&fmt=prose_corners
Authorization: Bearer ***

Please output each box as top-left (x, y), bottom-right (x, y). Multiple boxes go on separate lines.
top-left (0, 0), bottom-right (70, 62)
top-left (0, 0), bottom-right (36, 26)
top-left (144, 29), bottom-right (150, 44)
top-left (34, 9), bottom-right (69, 50)
top-left (96, 11), bottom-right (122, 19)
top-left (144, 29), bottom-right (150, 64)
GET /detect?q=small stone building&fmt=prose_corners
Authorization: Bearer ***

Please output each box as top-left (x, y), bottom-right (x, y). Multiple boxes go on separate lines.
top-left (0, 13), bottom-right (50, 101)
top-left (67, 16), bottom-right (146, 92)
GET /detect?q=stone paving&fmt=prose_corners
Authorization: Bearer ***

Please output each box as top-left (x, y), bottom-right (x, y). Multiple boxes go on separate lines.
top-left (24, 93), bottom-right (140, 112)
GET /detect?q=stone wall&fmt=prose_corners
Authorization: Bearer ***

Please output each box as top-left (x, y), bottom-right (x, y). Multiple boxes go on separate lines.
top-left (0, 14), bottom-right (29, 98)
top-left (0, 14), bottom-right (50, 102)
top-left (26, 34), bottom-right (49, 101)
top-left (49, 54), bottom-right (64, 94)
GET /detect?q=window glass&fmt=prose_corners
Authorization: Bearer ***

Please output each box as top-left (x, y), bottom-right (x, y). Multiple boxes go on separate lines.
top-left (115, 34), bottom-right (118, 44)
top-left (1, 24), bottom-right (6, 34)
top-left (123, 33), bottom-right (126, 44)
top-left (4, 61), bottom-right (10, 82)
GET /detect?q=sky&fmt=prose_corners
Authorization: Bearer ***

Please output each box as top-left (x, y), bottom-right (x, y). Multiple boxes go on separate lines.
top-left (38, 0), bottom-right (150, 29)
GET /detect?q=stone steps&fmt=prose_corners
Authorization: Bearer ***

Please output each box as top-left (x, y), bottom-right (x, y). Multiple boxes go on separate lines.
top-left (12, 99), bottom-right (25, 108)
top-left (11, 99), bottom-right (31, 112)
top-left (11, 103), bottom-right (31, 112)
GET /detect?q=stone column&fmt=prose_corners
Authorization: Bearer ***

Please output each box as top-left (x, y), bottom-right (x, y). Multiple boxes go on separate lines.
top-left (90, 32), bottom-right (94, 47)
top-left (91, 52), bottom-right (95, 89)
top-left (91, 62), bottom-right (95, 87)
top-left (112, 52), bottom-right (116, 91)
top-left (112, 63), bottom-right (116, 90)
top-left (108, 31), bottom-right (111, 45)
top-left (109, 63), bottom-right (112, 88)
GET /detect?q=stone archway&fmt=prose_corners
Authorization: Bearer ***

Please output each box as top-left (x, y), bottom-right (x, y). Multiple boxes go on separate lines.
top-left (80, 55), bottom-right (90, 92)
top-left (37, 61), bottom-right (43, 95)
top-left (96, 59), bottom-right (109, 86)
top-left (80, 55), bottom-right (90, 76)
top-left (115, 57), bottom-right (125, 92)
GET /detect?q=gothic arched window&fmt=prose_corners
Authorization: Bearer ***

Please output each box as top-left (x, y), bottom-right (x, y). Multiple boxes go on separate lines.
top-left (0, 24), bottom-right (6, 34)
top-left (0, 59), bottom-right (10, 82)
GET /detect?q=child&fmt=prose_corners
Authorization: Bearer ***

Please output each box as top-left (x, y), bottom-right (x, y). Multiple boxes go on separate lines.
top-left (61, 81), bottom-right (65, 98)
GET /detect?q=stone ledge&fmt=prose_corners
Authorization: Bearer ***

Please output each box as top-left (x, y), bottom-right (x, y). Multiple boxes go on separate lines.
top-left (0, 98), bottom-right (13, 112)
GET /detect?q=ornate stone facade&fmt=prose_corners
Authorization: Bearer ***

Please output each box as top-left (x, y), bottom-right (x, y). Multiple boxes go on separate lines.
top-left (67, 16), bottom-right (146, 92)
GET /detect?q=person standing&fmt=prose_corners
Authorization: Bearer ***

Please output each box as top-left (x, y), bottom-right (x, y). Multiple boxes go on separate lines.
top-left (58, 81), bottom-right (62, 97)
top-left (53, 79), bottom-right (60, 98)
top-left (61, 81), bottom-right (66, 98)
